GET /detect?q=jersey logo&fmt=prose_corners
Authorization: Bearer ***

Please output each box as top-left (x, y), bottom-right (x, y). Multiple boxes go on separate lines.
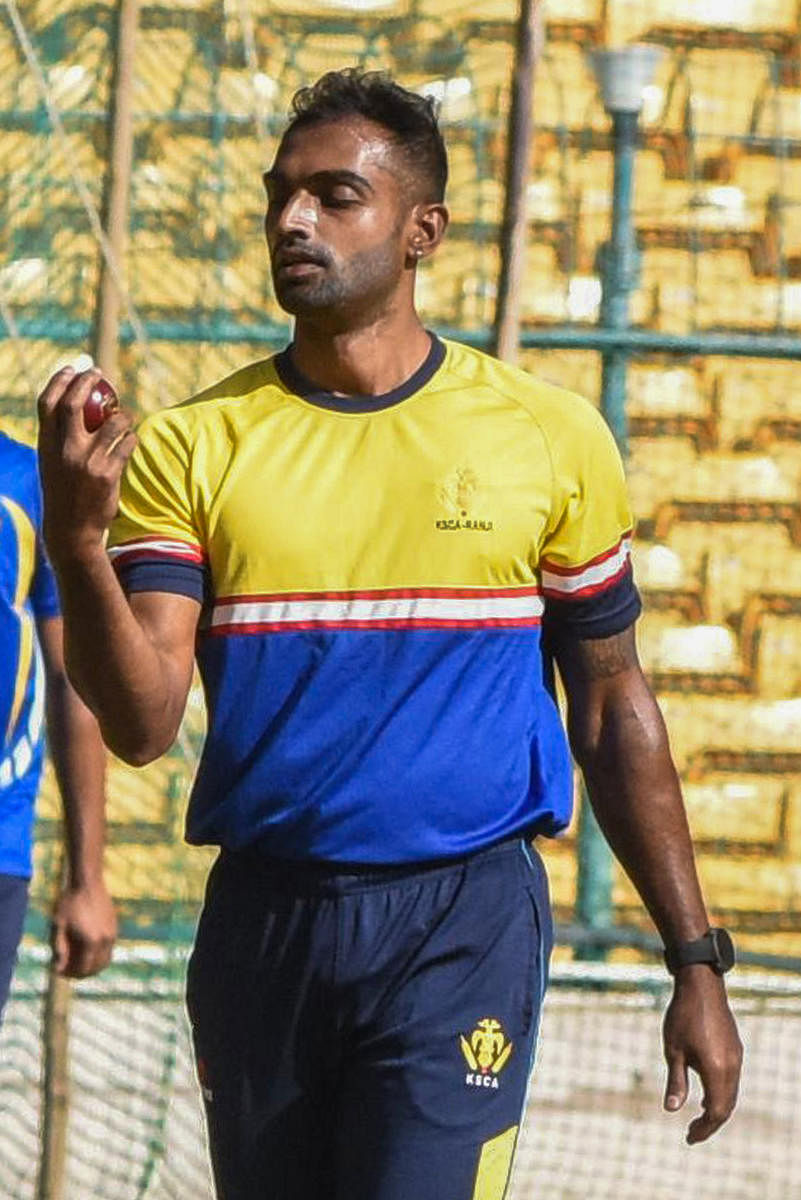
top-left (436, 468), bottom-right (494, 532)
top-left (460, 1018), bottom-right (513, 1089)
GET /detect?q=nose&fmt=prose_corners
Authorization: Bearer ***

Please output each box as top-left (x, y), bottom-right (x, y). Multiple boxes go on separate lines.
top-left (274, 190), bottom-right (319, 238)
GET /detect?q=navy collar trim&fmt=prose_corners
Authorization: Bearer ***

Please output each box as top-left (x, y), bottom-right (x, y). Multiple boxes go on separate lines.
top-left (274, 333), bottom-right (446, 413)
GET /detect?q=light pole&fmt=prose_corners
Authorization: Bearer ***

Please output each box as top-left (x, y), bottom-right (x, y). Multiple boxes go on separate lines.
top-left (574, 44), bottom-right (662, 959)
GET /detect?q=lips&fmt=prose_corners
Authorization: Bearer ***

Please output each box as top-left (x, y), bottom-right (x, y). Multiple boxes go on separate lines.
top-left (274, 248), bottom-right (326, 273)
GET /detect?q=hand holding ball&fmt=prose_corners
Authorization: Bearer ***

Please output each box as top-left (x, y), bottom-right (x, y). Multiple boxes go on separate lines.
top-left (83, 377), bottom-right (119, 432)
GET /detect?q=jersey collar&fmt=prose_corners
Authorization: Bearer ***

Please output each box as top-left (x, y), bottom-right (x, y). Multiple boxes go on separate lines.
top-left (274, 333), bottom-right (446, 414)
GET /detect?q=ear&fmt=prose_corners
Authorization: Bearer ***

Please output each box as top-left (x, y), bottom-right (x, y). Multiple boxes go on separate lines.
top-left (406, 202), bottom-right (449, 268)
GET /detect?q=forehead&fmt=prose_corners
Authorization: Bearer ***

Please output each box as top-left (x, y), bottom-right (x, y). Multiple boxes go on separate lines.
top-left (272, 115), bottom-right (402, 185)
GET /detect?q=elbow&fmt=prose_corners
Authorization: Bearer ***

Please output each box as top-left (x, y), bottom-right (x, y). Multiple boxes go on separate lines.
top-left (102, 723), bottom-right (178, 767)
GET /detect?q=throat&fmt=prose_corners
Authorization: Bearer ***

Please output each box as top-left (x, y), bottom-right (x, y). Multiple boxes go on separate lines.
top-left (290, 322), bottom-right (433, 398)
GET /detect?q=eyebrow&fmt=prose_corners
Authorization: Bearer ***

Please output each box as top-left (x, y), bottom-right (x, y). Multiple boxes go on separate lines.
top-left (262, 168), bottom-right (375, 195)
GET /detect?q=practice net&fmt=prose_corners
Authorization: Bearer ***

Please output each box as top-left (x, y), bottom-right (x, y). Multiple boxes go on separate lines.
top-left (2, 957), bottom-right (800, 1199)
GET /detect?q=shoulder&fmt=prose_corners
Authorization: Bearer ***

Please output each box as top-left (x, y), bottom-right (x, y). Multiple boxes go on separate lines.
top-left (0, 428), bottom-right (37, 470)
top-left (0, 431), bottom-right (41, 517)
top-left (440, 339), bottom-right (607, 441)
top-left (135, 356), bottom-right (281, 444)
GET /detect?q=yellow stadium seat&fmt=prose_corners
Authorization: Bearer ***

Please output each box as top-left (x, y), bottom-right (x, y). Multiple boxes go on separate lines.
top-left (264, 0), bottom-right (408, 15)
top-left (683, 50), bottom-right (769, 140)
top-left (626, 434), bottom-right (698, 520)
top-left (631, 0), bottom-right (798, 34)
top-left (535, 42), bottom-right (604, 132)
top-left (752, 87), bottom-right (801, 143)
top-left (134, 29), bottom-right (197, 113)
top-left (633, 541), bottom-right (695, 592)
top-left (638, 611), bottom-right (742, 678)
top-left (684, 775), bottom-right (789, 850)
top-left (519, 348), bottom-right (601, 401)
top-left (657, 694), bottom-right (801, 767)
top-left (715, 358), bottom-right (801, 446)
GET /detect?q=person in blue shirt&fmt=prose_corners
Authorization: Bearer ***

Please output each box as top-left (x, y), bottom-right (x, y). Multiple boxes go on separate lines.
top-left (0, 426), bottom-right (116, 1021)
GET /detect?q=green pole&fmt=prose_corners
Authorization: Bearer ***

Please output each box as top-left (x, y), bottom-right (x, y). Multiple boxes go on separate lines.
top-left (575, 107), bottom-right (641, 958)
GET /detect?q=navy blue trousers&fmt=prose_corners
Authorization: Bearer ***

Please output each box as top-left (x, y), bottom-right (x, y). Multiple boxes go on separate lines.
top-left (187, 838), bottom-right (552, 1200)
top-left (0, 873), bottom-right (29, 1023)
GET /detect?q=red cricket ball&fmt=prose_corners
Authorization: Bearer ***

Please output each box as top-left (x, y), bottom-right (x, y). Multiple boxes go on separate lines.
top-left (83, 377), bottom-right (119, 432)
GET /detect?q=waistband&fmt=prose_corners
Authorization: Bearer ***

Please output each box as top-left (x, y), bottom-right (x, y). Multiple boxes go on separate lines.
top-left (218, 832), bottom-right (538, 893)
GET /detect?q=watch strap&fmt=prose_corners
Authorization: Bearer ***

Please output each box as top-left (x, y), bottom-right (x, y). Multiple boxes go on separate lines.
top-left (664, 927), bottom-right (735, 975)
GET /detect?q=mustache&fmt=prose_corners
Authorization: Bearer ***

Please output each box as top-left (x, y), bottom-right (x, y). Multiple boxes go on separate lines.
top-left (273, 242), bottom-right (332, 269)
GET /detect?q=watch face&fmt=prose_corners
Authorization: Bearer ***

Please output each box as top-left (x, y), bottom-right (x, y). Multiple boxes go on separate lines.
top-left (711, 927), bottom-right (736, 973)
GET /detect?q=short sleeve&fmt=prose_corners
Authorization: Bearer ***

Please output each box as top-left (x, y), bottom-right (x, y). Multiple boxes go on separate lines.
top-left (539, 401), bottom-right (641, 640)
top-left (29, 539), bottom-right (61, 619)
top-left (107, 413), bottom-right (208, 603)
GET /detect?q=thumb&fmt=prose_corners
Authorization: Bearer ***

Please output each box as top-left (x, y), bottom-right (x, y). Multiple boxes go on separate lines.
top-left (664, 1050), bottom-right (688, 1113)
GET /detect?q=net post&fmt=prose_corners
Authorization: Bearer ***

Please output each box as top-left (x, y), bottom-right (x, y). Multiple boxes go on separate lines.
top-left (92, 0), bottom-right (140, 379)
top-left (492, 0), bottom-right (545, 363)
top-left (575, 46), bottom-right (661, 960)
top-left (35, 961), bottom-right (72, 1199)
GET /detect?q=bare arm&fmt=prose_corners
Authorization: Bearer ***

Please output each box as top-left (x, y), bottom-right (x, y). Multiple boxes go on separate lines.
top-left (37, 614), bottom-right (116, 977)
top-left (37, 366), bottom-right (199, 764)
top-left (554, 625), bottom-right (742, 1143)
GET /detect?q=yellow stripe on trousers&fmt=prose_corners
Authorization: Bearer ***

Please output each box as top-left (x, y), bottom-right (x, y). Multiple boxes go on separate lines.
top-left (471, 1125), bottom-right (518, 1200)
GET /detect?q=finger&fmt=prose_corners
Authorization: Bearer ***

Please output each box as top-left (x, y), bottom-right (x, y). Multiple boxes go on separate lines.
top-left (89, 412), bottom-right (137, 460)
top-left (687, 1100), bottom-right (733, 1145)
top-left (37, 368), bottom-right (79, 453)
top-left (104, 428), bottom-right (138, 461)
top-left (62, 932), bottom-right (95, 979)
top-left (57, 369), bottom-right (107, 441)
top-left (664, 1050), bottom-right (688, 1113)
top-left (50, 920), bottom-right (69, 975)
top-left (37, 365), bottom-right (77, 420)
top-left (87, 935), bottom-right (114, 976)
top-left (686, 1065), bottom-right (740, 1144)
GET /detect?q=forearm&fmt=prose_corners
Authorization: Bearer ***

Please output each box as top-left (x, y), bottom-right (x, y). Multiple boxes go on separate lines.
top-left (52, 548), bottom-right (182, 763)
top-left (46, 673), bottom-right (107, 886)
top-left (571, 674), bottom-right (709, 947)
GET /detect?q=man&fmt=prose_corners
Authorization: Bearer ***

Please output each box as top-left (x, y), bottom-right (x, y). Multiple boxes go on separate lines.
top-left (0, 424), bottom-right (116, 1024)
top-left (37, 69), bottom-right (741, 1200)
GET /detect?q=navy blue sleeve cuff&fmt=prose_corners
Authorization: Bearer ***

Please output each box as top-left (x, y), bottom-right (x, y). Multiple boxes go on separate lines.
top-left (115, 560), bottom-right (208, 604)
top-left (543, 566), bottom-right (642, 641)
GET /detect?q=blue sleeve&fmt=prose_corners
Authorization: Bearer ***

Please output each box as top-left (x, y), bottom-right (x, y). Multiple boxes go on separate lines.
top-left (115, 559), bottom-right (208, 604)
top-left (29, 539), bottom-right (61, 619)
top-left (543, 564), bottom-right (641, 641)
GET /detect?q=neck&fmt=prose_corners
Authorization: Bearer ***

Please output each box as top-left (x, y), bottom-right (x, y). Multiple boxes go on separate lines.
top-left (289, 308), bottom-right (431, 397)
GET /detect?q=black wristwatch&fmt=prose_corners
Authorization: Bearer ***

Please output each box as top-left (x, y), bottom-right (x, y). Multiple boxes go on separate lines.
top-left (663, 927), bottom-right (735, 976)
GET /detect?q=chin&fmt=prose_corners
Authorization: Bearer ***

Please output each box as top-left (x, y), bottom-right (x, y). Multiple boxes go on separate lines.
top-left (274, 285), bottom-right (343, 317)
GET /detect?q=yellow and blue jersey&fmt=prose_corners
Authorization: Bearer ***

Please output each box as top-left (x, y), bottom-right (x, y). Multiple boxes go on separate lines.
top-left (0, 431), bottom-right (61, 877)
top-left (108, 337), bottom-right (640, 863)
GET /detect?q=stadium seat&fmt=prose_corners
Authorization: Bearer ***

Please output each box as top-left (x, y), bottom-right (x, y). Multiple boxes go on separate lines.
top-left (638, 611), bottom-right (743, 681)
top-left (714, 359), bottom-right (801, 445)
top-left (627, 364), bottom-right (716, 448)
top-left (134, 29), bottom-right (197, 113)
top-left (684, 774), bottom-right (790, 851)
top-left (519, 348), bottom-right (601, 400)
top-left (626, 434), bottom-right (698, 520)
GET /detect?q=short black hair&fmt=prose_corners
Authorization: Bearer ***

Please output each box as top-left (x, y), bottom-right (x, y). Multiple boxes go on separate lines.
top-left (284, 68), bottom-right (448, 203)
